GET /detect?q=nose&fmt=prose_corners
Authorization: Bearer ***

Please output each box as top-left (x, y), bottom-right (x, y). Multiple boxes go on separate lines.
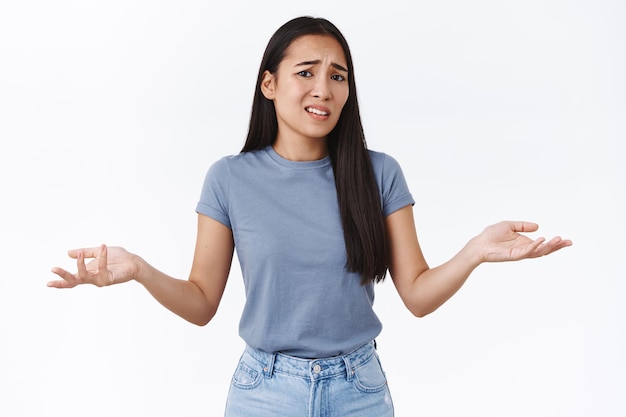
top-left (311, 77), bottom-right (332, 101)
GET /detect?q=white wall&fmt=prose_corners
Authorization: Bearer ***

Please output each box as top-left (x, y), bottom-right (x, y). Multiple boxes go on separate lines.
top-left (1, 1), bottom-right (624, 416)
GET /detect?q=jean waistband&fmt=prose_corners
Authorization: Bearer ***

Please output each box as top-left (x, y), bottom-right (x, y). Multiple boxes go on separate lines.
top-left (244, 341), bottom-right (377, 381)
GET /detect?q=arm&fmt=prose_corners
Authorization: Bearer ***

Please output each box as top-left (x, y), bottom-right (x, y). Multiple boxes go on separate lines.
top-left (386, 205), bottom-right (572, 318)
top-left (49, 214), bottom-right (234, 326)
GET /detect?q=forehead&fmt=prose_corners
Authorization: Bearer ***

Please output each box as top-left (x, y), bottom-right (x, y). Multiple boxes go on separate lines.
top-left (282, 34), bottom-right (347, 65)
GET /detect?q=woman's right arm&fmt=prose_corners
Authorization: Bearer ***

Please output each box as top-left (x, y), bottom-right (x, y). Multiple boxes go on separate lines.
top-left (49, 214), bottom-right (234, 326)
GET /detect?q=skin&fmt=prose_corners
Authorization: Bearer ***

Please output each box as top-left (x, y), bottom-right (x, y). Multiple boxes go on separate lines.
top-left (48, 34), bottom-right (573, 324)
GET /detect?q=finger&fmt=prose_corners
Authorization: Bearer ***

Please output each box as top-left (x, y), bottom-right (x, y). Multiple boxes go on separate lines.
top-left (546, 236), bottom-right (563, 246)
top-left (50, 266), bottom-right (77, 281)
top-left (67, 247), bottom-right (101, 260)
top-left (509, 221), bottom-right (539, 234)
top-left (47, 279), bottom-right (77, 289)
top-left (541, 237), bottom-right (573, 255)
top-left (98, 244), bottom-right (112, 284)
top-left (48, 267), bottom-right (78, 288)
top-left (520, 237), bottom-right (546, 258)
top-left (550, 241), bottom-right (573, 254)
top-left (76, 250), bottom-right (89, 281)
top-left (532, 236), bottom-right (567, 257)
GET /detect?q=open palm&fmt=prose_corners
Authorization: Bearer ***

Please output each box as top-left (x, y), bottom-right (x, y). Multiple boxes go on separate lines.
top-left (48, 244), bottom-right (137, 288)
top-left (478, 221), bottom-right (572, 263)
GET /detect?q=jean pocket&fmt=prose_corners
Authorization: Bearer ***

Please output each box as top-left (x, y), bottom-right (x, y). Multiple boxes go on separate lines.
top-left (352, 353), bottom-right (388, 393)
top-left (231, 352), bottom-right (263, 390)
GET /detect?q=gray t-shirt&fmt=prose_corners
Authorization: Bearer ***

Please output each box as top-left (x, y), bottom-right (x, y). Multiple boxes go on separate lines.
top-left (196, 146), bottom-right (414, 358)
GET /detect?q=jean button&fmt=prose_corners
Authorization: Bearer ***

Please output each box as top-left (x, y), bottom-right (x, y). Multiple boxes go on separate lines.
top-left (313, 364), bottom-right (321, 374)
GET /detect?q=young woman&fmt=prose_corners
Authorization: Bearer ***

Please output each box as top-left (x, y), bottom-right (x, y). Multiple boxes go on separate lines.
top-left (49, 16), bottom-right (572, 417)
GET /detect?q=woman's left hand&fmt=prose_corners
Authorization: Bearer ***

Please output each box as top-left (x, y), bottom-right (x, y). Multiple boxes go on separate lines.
top-left (475, 221), bottom-right (572, 263)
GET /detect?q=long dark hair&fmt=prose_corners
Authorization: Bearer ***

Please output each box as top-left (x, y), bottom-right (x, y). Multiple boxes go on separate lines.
top-left (241, 16), bottom-right (387, 285)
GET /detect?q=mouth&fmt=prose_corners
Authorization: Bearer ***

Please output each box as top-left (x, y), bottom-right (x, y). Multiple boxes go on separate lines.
top-left (305, 106), bottom-right (330, 117)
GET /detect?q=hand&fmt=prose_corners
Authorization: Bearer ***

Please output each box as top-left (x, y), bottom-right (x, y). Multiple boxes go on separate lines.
top-left (48, 244), bottom-right (138, 288)
top-left (475, 221), bottom-right (572, 263)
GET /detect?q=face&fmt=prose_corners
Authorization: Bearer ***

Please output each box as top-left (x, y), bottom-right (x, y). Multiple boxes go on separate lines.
top-left (261, 34), bottom-right (349, 146)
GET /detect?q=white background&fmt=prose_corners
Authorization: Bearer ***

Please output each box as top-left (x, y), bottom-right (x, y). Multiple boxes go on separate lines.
top-left (1, 1), bottom-right (624, 416)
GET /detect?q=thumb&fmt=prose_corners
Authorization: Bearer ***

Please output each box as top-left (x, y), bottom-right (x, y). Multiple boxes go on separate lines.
top-left (509, 221), bottom-right (539, 234)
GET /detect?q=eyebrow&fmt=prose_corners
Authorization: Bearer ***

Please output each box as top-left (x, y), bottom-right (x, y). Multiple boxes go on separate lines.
top-left (295, 60), bottom-right (348, 73)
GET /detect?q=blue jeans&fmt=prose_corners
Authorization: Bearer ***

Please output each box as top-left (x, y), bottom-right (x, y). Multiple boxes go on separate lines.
top-left (224, 341), bottom-right (394, 417)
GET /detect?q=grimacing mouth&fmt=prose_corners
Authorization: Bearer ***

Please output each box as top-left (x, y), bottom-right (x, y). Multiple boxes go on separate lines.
top-left (305, 107), bottom-right (329, 116)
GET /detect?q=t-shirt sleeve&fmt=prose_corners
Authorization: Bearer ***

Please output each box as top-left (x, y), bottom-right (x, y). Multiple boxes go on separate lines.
top-left (379, 153), bottom-right (415, 217)
top-left (195, 157), bottom-right (232, 228)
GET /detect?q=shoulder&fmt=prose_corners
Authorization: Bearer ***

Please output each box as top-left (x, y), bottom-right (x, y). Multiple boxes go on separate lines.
top-left (367, 149), bottom-right (415, 213)
top-left (367, 149), bottom-right (404, 174)
top-left (208, 148), bottom-right (268, 173)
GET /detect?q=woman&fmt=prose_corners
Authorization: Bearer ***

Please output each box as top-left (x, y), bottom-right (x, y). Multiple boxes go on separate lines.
top-left (49, 16), bottom-right (571, 417)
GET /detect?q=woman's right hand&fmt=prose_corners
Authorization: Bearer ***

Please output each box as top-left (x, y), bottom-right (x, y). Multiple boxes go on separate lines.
top-left (48, 244), bottom-right (139, 288)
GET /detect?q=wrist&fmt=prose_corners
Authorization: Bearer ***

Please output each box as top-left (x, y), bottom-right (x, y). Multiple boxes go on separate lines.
top-left (132, 254), bottom-right (149, 285)
top-left (462, 235), bottom-right (485, 269)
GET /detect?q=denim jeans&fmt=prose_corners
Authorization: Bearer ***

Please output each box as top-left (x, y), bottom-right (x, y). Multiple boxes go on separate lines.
top-left (224, 341), bottom-right (394, 417)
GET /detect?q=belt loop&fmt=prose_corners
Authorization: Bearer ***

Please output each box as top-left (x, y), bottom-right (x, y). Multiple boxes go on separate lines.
top-left (343, 356), bottom-right (353, 381)
top-left (263, 352), bottom-right (276, 378)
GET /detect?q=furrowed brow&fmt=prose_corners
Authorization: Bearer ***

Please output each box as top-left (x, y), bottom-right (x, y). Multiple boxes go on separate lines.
top-left (332, 62), bottom-right (349, 72)
top-left (295, 60), bottom-right (348, 72)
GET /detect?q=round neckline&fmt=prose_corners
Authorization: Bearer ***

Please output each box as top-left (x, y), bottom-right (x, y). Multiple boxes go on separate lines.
top-left (265, 146), bottom-right (331, 170)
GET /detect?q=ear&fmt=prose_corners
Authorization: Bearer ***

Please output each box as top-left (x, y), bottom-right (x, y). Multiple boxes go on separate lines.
top-left (260, 70), bottom-right (276, 100)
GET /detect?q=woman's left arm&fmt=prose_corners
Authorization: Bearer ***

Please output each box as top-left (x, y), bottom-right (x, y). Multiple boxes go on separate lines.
top-left (386, 205), bottom-right (572, 317)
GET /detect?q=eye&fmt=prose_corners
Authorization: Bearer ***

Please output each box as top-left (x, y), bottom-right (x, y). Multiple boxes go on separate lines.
top-left (297, 70), bottom-right (313, 77)
top-left (331, 74), bottom-right (346, 82)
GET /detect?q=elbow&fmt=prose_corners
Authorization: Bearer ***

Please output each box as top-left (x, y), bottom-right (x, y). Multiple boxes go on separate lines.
top-left (401, 297), bottom-right (431, 318)
top-left (408, 303), bottom-right (438, 318)
top-left (401, 289), bottom-right (441, 318)
top-left (190, 307), bottom-right (217, 327)
top-left (193, 318), bottom-right (210, 327)
top-left (411, 309), bottom-right (430, 318)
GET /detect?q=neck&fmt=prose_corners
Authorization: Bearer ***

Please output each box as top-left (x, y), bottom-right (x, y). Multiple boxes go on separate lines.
top-left (272, 136), bottom-right (328, 162)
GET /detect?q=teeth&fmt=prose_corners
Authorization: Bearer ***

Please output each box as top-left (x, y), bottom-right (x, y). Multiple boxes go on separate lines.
top-left (306, 107), bottom-right (328, 116)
